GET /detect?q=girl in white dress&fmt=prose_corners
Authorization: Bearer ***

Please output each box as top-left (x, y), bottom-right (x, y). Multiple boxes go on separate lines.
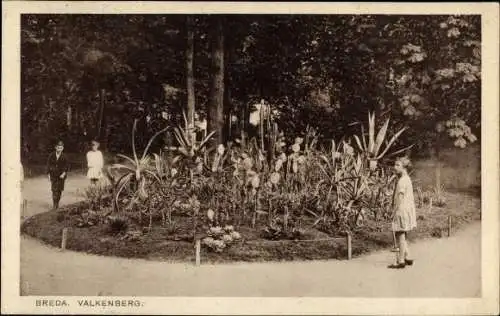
top-left (86, 140), bottom-right (104, 185)
top-left (389, 156), bottom-right (417, 269)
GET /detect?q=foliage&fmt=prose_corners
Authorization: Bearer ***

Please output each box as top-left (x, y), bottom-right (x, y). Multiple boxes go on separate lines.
top-left (427, 184), bottom-right (447, 208)
top-left (107, 215), bottom-right (129, 235)
top-left (386, 15), bottom-right (481, 153)
top-left (21, 15), bottom-right (185, 156)
top-left (97, 119), bottom-right (410, 246)
top-left (352, 112), bottom-right (413, 169)
top-left (110, 119), bottom-right (168, 214)
top-left (23, 14), bottom-right (480, 251)
top-left (173, 112), bottom-right (216, 159)
top-left (261, 217), bottom-right (305, 241)
top-left (202, 224), bottom-right (242, 253)
top-left (84, 181), bottom-right (113, 211)
top-left (21, 15), bottom-right (480, 160)
top-left (76, 210), bottom-right (100, 228)
top-left (415, 184), bottom-right (447, 208)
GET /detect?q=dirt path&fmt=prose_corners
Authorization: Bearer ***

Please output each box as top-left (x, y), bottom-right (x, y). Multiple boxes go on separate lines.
top-left (20, 174), bottom-right (481, 297)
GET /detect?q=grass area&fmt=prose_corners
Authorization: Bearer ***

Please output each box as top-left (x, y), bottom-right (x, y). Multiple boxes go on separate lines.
top-left (21, 190), bottom-right (480, 264)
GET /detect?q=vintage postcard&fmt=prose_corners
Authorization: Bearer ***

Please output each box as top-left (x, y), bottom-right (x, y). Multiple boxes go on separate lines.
top-left (2, 1), bottom-right (499, 315)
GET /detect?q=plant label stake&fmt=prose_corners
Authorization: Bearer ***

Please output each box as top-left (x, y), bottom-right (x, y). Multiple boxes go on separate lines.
top-left (391, 229), bottom-right (399, 252)
top-left (61, 228), bottom-right (68, 251)
top-left (195, 239), bottom-right (201, 266)
top-left (346, 232), bottom-right (352, 260)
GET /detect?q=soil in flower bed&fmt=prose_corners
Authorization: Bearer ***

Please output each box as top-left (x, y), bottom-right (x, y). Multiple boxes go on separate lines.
top-left (21, 190), bottom-right (480, 264)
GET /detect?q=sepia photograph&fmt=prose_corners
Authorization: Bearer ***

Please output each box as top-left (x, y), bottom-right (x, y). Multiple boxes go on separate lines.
top-left (2, 1), bottom-right (499, 315)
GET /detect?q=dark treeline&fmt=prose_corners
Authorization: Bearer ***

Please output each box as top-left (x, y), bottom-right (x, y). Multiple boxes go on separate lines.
top-left (21, 14), bottom-right (480, 162)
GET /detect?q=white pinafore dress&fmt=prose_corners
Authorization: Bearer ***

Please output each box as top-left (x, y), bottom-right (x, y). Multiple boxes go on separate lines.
top-left (391, 174), bottom-right (417, 232)
top-left (86, 150), bottom-right (104, 180)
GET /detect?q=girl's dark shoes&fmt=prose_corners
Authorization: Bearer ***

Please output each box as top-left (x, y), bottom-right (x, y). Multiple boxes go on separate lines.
top-left (387, 259), bottom-right (414, 269)
top-left (388, 262), bottom-right (406, 269)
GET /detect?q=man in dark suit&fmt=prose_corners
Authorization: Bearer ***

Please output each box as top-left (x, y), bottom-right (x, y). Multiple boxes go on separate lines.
top-left (46, 141), bottom-right (69, 209)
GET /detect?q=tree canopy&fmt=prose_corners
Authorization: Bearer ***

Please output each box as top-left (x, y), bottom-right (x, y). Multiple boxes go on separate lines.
top-left (21, 14), bottom-right (480, 161)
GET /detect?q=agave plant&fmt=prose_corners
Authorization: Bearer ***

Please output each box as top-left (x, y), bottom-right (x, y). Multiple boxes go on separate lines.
top-left (173, 111), bottom-right (215, 159)
top-left (353, 112), bottom-right (413, 170)
top-left (111, 119), bottom-right (168, 212)
top-left (362, 166), bottom-right (397, 220)
top-left (317, 140), bottom-right (359, 186)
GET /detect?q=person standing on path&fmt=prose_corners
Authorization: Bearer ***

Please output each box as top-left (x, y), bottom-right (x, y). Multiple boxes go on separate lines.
top-left (86, 140), bottom-right (104, 185)
top-left (389, 156), bottom-right (417, 269)
top-left (46, 140), bottom-right (69, 210)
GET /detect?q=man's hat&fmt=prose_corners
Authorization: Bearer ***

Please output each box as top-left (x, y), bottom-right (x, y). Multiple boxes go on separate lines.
top-left (55, 140), bottom-right (64, 147)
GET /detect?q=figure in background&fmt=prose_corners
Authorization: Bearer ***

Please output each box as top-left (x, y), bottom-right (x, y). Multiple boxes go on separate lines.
top-left (46, 141), bottom-right (69, 209)
top-left (86, 140), bottom-right (104, 185)
top-left (389, 156), bottom-right (417, 269)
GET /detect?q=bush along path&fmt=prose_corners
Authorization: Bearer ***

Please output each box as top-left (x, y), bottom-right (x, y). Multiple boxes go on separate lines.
top-left (20, 174), bottom-right (480, 297)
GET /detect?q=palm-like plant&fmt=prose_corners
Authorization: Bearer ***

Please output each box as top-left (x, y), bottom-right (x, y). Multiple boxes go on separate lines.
top-left (173, 112), bottom-right (215, 159)
top-left (317, 140), bottom-right (360, 186)
top-left (111, 119), bottom-right (168, 212)
top-left (353, 112), bottom-right (413, 170)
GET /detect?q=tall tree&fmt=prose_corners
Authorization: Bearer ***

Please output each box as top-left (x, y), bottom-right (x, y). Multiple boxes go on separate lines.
top-left (186, 16), bottom-right (196, 145)
top-left (208, 16), bottom-right (225, 146)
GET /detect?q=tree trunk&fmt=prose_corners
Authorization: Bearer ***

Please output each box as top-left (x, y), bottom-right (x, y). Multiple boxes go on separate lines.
top-left (260, 104), bottom-right (265, 151)
top-left (186, 16), bottom-right (196, 146)
top-left (208, 17), bottom-right (225, 147)
top-left (224, 32), bottom-right (233, 142)
top-left (97, 88), bottom-right (106, 139)
top-left (240, 100), bottom-right (248, 147)
top-left (433, 139), bottom-right (442, 190)
top-left (74, 107), bottom-right (79, 130)
top-left (66, 105), bottom-right (72, 130)
top-left (225, 79), bottom-right (232, 141)
top-left (435, 149), bottom-right (442, 190)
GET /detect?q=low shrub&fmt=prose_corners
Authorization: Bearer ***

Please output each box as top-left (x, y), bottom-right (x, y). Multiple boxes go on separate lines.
top-left (261, 217), bottom-right (305, 241)
top-left (107, 215), bottom-right (129, 235)
top-left (76, 210), bottom-right (98, 227)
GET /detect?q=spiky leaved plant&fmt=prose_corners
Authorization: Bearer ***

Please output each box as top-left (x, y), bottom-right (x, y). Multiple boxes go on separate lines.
top-left (353, 112), bottom-right (413, 170)
top-left (110, 119), bottom-right (168, 227)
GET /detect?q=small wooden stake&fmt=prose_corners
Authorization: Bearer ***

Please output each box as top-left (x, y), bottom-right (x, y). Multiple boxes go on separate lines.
top-left (448, 215), bottom-right (452, 237)
top-left (195, 239), bottom-right (201, 266)
top-left (61, 228), bottom-right (68, 250)
top-left (347, 232), bottom-right (352, 260)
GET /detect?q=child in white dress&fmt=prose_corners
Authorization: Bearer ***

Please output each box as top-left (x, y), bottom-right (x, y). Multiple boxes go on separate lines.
top-left (86, 140), bottom-right (104, 185)
top-left (389, 156), bottom-right (417, 269)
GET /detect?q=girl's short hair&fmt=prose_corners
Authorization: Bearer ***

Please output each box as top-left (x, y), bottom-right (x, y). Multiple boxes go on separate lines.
top-left (396, 156), bottom-right (412, 169)
top-left (91, 140), bottom-right (100, 146)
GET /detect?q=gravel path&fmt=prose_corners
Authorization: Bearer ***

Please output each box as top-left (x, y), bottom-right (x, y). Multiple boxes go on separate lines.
top-left (20, 174), bottom-right (481, 297)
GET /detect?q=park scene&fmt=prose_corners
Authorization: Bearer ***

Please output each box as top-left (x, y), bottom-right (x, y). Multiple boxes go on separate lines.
top-left (19, 14), bottom-right (481, 297)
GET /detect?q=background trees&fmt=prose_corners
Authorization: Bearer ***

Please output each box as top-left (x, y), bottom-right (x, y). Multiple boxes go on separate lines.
top-left (21, 14), bottom-right (480, 165)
